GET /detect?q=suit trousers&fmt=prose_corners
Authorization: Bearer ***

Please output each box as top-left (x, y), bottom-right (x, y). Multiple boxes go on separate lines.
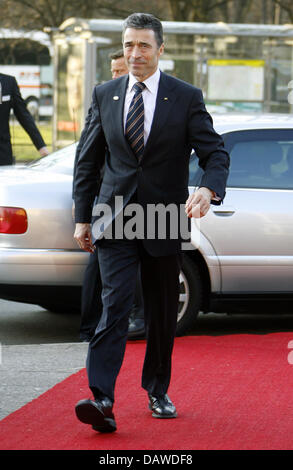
top-left (79, 249), bottom-right (103, 340)
top-left (86, 236), bottom-right (181, 402)
top-left (79, 249), bottom-right (145, 340)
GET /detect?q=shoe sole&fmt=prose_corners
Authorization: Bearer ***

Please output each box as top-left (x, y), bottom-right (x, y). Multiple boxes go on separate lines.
top-left (75, 399), bottom-right (116, 433)
top-left (151, 411), bottom-right (178, 418)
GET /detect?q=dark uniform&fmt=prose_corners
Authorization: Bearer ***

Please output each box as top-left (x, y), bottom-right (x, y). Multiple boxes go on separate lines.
top-left (0, 73), bottom-right (46, 165)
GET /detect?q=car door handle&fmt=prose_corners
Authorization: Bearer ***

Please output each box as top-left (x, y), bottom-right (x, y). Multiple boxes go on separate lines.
top-left (212, 206), bottom-right (235, 216)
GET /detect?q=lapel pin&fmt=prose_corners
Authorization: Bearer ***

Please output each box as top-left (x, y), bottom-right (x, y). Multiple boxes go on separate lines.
top-left (164, 97), bottom-right (169, 101)
top-left (113, 95), bottom-right (120, 101)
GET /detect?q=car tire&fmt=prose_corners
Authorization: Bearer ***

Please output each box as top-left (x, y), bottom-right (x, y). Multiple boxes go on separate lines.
top-left (176, 254), bottom-right (203, 336)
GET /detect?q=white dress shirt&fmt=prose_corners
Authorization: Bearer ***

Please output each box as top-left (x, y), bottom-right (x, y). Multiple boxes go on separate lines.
top-left (123, 68), bottom-right (161, 145)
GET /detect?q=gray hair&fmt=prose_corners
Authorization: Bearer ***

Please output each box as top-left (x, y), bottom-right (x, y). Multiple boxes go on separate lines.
top-left (122, 13), bottom-right (164, 48)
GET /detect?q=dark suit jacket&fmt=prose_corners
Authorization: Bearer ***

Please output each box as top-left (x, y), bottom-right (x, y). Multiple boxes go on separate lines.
top-left (72, 105), bottom-right (105, 200)
top-left (74, 71), bottom-right (230, 256)
top-left (0, 73), bottom-right (45, 165)
top-left (72, 105), bottom-right (93, 197)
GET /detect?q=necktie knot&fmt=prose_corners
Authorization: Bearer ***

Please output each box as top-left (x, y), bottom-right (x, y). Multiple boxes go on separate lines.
top-left (133, 82), bottom-right (146, 94)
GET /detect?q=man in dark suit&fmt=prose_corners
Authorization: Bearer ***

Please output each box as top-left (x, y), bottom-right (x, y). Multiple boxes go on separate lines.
top-left (73, 50), bottom-right (145, 342)
top-left (73, 13), bottom-right (229, 433)
top-left (0, 73), bottom-right (49, 165)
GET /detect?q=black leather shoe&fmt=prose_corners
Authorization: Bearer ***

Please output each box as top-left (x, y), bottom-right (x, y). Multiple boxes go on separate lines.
top-left (75, 396), bottom-right (116, 432)
top-left (148, 393), bottom-right (177, 418)
top-left (128, 318), bottom-right (146, 340)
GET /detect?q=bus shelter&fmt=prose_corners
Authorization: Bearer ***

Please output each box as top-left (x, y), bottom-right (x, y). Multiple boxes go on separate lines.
top-left (52, 17), bottom-right (293, 149)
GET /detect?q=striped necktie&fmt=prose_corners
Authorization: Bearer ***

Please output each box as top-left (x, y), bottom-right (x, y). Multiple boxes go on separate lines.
top-left (125, 82), bottom-right (146, 160)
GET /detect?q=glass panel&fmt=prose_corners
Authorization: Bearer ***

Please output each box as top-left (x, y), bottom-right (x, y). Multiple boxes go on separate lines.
top-left (223, 129), bottom-right (293, 189)
top-left (56, 41), bottom-right (84, 147)
top-left (263, 40), bottom-right (293, 113)
top-left (163, 33), bottom-right (196, 85)
top-left (161, 34), bottom-right (293, 114)
top-left (95, 32), bottom-right (124, 84)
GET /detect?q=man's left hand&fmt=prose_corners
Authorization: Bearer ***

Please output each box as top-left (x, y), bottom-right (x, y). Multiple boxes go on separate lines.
top-left (185, 187), bottom-right (214, 218)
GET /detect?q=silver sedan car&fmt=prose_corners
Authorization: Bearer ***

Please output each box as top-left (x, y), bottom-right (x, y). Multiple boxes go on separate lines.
top-left (0, 114), bottom-right (293, 335)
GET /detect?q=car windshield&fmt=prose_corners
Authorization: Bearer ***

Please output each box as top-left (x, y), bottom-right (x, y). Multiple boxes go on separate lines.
top-left (223, 129), bottom-right (293, 189)
top-left (27, 144), bottom-right (77, 174)
top-left (188, 128), bottom-right (293, 190)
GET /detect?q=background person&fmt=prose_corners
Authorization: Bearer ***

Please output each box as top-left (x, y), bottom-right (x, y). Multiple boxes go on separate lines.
top-left (110, 49), bottom-right (128, 79)
top-left (0, 72), bottom-right (49, 165)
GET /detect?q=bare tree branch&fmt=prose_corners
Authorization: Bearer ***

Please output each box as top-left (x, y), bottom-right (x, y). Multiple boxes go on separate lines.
top-left (1, 0), bottom-right (289, 32)
top-left (272, 0), bottom-right (293, 22)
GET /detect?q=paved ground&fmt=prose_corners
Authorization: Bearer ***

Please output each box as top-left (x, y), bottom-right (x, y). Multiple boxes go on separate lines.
top-left (0, 299), bottom-right (81, 345)
top-left (1, 298), bottom-right (293, 421)
top-left (0, 299), bottom-right (87, 420)
top-left (0, 342), bottom-right (88, 420)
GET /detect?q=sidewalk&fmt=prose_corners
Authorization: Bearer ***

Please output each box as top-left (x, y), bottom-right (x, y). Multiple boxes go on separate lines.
top-left (0, 342), bottom-right (88, 420)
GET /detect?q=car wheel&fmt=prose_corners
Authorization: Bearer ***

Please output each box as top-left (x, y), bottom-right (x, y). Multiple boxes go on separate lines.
top-left (176, 254), bottom-right (203, 336)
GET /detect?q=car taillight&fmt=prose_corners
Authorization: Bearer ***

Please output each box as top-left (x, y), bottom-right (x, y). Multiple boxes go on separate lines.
top-left (0, 207), bottom-right (28, 234)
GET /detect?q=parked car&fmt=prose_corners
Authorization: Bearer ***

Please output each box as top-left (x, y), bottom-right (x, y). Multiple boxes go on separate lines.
top-left (0, 114), bottom-right (293, 335)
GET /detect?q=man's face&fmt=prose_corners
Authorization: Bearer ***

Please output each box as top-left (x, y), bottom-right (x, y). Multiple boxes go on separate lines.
top-left (111, 56), bottom-right (128, 79)
top-left (123, 27), bottom-right (164, 81)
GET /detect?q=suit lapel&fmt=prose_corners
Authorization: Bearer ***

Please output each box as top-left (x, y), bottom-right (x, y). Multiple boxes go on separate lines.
top-left (142, 72), bottom-right (177, 159)
top-left (109, 74), bottom-right (128, 141)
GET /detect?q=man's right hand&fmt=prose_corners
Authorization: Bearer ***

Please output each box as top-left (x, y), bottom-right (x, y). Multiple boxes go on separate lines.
top-left (74, 223), bottom-right (95, 253)
top-left (39, 146), bottom-right (50, 157)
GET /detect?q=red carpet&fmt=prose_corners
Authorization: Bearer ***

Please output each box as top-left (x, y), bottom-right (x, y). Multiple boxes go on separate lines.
top-left (1, 333), bottom-right (293, 450)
